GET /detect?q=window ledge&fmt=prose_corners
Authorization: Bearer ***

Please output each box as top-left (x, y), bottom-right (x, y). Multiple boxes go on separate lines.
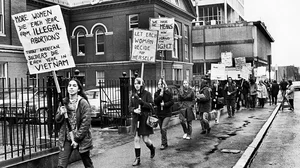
top-left (77, 53), bottom-right (85, 56)
top-left (96, 52), bottom-right (104, 56)
top-left (0, 33), bottom-right (6, 37)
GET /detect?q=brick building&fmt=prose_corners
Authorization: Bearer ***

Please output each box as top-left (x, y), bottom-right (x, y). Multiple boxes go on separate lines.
top-left (22, 0), bottom-right (195, 90)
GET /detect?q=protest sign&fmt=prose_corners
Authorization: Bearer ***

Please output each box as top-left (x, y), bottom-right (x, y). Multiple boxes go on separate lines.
top-left (131, 29), bottom-right (158, 63)
top-left (226, 67), bottom-right (241, 80)
top-left (210, 64), bottom-right (226, 80)
top-left (221, 52), bottom-right (233, 67)
top-left (257, 66), bottom-right (266, 76)
top-left (149, 18), bottom-right (174, 51)
top-left (12, 5), bottom-right (75, 74)
top-left (234, 57), bottom-right (246, 70)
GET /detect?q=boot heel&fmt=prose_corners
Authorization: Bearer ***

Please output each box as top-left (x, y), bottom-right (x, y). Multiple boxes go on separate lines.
top-left (132, 157), bottom-right (140, 166)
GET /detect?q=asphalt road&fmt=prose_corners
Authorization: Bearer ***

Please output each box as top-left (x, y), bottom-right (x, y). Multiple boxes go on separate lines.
top-left (250, 91), bottom-right (300, 168)
top-left (70, 102), bottom-right (278, 168)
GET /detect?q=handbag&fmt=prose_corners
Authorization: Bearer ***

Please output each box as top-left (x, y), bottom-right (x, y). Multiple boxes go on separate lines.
top-left (146, 104), bottom-right (159, 128)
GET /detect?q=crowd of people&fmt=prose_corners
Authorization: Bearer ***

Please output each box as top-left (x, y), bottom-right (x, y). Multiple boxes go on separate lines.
top-left (54, 76), bottom-right (295, 167)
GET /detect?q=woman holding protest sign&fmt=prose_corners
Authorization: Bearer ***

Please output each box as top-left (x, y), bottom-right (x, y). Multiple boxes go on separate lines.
top-left (56, 78), bottom-right (94, 168)
top-left (129, 77), bottom-right (156, 166)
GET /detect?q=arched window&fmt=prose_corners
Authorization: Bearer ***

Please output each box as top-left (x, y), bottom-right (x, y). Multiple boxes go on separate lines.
top-left (77, 30), bottom-right (85, 56)
top-left (95, 28), bottom-right (105, 55)
top-left (173, 25), bottom-right (179, 58)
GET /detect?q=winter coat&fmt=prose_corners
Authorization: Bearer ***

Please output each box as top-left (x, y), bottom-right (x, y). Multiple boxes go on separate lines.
top-left (257, 83), bottom-right (268, 98)
top-left (271, 82), bottom-right (279, 96)
top-left (224, 82), bottom-right (237, 100)
top-left (211, 85), bottom-right (224, 110)
top-left (178, 87), bottom-right (195, 121)
top-left (280, 81), bottom-right (288, 91)
top-left (129, 88), bottom-right (154, 136)
top-left (154, 89), bottom-right (174, 118)
top-left (250, 83), bottom-right (258, 96)
top-left (55, 97), bottom-right (93, 153)
top-left (286, 85), bottom-right (295, 100)
top-left (196, 85), bottom-right (211, 113)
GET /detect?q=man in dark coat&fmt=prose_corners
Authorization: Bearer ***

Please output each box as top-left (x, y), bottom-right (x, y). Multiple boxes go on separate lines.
top-left (224, 77), bottom-right (237, 118)
top-left (271, 80), bottom-right (280, 105)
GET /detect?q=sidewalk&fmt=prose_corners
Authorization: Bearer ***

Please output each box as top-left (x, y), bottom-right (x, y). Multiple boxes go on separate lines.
top-left (69, 102), bottom-right (279, 168)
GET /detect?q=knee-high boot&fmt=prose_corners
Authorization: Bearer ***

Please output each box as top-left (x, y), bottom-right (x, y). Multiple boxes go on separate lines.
top-left (132, 148), bottom-right (141, 166)
top-left (146, 143), bottom-right (155, 158)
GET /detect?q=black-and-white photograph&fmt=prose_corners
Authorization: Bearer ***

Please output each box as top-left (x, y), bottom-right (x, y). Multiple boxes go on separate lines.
top-left (0, 0), bottom-right (298, 167)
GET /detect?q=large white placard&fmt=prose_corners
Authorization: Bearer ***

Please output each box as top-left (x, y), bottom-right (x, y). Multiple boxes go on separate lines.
top-left (149, 18), bottom-right (174, 51)
top-left (221, 52), bottom-right (233, 67)
top-left (234, 57), bottom-right (246, 70)
top-left (131, 29), bottom-right (158, 63)
top-left (12, 5), bottom-right (75, 74)
top-left (210, 64), bottom-right (226, 80)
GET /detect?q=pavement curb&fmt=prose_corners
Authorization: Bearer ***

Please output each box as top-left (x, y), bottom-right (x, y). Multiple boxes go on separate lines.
top-left (233, 104), bottom-right (281, 168)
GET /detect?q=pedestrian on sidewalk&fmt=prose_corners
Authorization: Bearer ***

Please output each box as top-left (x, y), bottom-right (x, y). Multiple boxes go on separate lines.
top-left (271, 80), bottom-right (279, 105)
top-left (224, 77), bottom-right (237, 117)
top-left (241, 78), bottom-right (250, 108)
top-left (286, 80), bottom-right (295, 111)
top-left (178, 80), bottom-right (195, 140)
top-left (249, 77), bottom-right (258, 109)
top-left (129, 77), bottom-right (156, 166)
top-left (56, 78), bottom-right (94, 168)
top-left (257, 80), bottom-right (268, 108)
top-left (196, 79), bottom-right (212, 134)
top-left (154, 78), bottom-right (174, 150)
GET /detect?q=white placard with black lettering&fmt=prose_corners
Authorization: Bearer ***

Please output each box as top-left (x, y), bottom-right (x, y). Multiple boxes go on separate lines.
top-left (12, 5), bottom-right (75, 74)
top-left (210, 64), bottom-right (226, 80)
top-left (221, 52), bottom-right (233, 67)
top-left (149, 18), bottom-right (174, 51)
top-left (131, 29), bottom-right (158, 63)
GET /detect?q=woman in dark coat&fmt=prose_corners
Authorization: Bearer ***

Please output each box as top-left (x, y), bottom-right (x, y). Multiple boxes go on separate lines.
top-left (154, 78), bottom-right (174, 150)
top-left (129, 78), bottom-right (155, 166)
top-left (196, 79), bottom-right (211, 134)
top-left (178, 80), bottom-right (195, 140)
top-left (56, 78), bottom-right (94, 168)
top-left (271, 80), bottom-right (280, 105)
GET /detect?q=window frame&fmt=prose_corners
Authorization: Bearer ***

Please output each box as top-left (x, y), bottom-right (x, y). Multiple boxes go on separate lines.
top-left (172, 25), bottom-right (179, 58)
top-left (96, 71), bottom-right (105, 86)
top-left (184, 43), bottom-right (188, 60)
top-left (95, 28), bottom-right (105, 55)
top-left (0, 62), bottom-right (7, 87)
top-left (0, 0), bottom-right (4, 35)
top-left (77, 31), bottom-right (85, 56)
top-left (129, 14), bottom-right (139, 31)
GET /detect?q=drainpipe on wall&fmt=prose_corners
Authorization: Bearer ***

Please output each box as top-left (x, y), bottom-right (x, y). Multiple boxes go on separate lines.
top-left (224, 0), bottom-right (227, 24)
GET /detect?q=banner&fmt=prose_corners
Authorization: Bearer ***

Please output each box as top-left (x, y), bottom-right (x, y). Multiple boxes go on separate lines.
top-left (226, 67), bottom-right (241, 80)
top-left (12, 5), bottom-right (75, 74)
top-left (210, 64), bottom-right (226, 80)
top-left (131, 29), bottom-right (158, 63)
top-left (149, 18), bottom-right (174, 51)
top-left (257, 66), bottom-right (267, 76)
top-left (221, 52), bottom-right (233, 67)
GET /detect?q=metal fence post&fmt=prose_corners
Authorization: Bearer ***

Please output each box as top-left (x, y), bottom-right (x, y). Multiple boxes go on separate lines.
top-left (119, 72), bottom-right (130, 126)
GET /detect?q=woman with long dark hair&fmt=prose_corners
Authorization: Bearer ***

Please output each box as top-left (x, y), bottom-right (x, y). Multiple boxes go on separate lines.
top-left (154, 78), bottom-right (174, 150)
top-left (56, 78), bottom-right (94, 168)
top-left (129, 77), bottom-right (155, 166)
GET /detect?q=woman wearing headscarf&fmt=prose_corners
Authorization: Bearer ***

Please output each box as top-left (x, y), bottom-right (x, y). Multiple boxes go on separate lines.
top-left (154, 78), bottom-right (174, 150)
top-left (196, 79), bottom-right (212, 134)
top-left (178, 80), bottom-right (195, 140)
top-left (257, 80), bottom-right (268, 108)
top-left (129, 77), bottom-right (155, 166)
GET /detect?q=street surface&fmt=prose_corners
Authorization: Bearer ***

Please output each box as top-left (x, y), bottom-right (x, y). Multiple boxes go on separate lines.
top-left (250, 91), bottom-right (300, 168)
top-left (70, 102), bottom-right (278, 168)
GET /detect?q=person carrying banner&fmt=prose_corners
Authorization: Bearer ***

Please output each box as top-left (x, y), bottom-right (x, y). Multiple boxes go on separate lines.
top-left (129, 77), bottom-right (155, 166)
top-left (224, 77), bottom-right (237, 118)
top-left (56, 78), bottom-right (94, 168)
top-left (178, 80), bottom-right (195, 140)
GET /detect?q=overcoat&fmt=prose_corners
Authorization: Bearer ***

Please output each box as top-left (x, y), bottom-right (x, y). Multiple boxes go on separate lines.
top-left (178, 87), bottom-right (195, 121)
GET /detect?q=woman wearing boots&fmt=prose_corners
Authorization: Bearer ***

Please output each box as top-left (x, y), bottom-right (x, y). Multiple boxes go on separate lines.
top-left (196, 79), bottom-right (212, 134)
top-left (129, 78), bottom-right (155, 166)
top-left (178, 80), bottom-right (195, 140)
top-left (154, 78), bottom-right (174, 150)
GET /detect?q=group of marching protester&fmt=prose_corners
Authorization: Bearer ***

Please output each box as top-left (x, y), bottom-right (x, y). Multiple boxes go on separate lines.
top-left (54, 76), bottom-right (295, 167)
